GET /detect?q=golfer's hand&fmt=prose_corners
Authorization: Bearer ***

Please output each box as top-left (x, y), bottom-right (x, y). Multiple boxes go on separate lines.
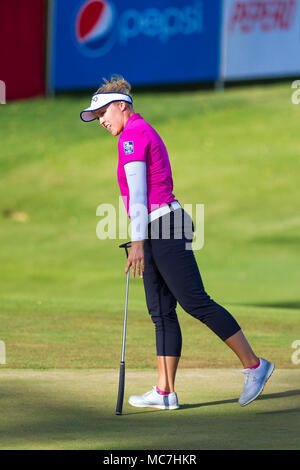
top-left (125, 241), bottom-right (145, 279)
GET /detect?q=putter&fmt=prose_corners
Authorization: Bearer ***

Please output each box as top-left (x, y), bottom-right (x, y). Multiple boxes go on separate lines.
top-left (116, 241), bottom-right (131, 415)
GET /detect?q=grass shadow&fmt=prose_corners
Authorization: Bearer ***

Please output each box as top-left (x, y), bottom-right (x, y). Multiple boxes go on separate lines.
top-left (258, 407), bottom-right (300, 415)
top-left (231, 301), bottom-right (300, 310)
top-left (179, 389), bottom-right (300, 410)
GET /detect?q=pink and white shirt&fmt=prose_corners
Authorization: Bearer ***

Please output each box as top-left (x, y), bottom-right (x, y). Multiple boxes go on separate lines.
top-left (117, 113), bottom-right (178, 240)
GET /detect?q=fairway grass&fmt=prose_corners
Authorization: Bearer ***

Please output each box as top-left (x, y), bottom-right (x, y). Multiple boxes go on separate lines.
top-left (0, 297), bottom-right (299, 369)
top-left (1, 84), bottom-right (299, 352)
top-left (1, 83), bottom-right (299, 450)
top-left (0, 368), bottom-right (299, 450)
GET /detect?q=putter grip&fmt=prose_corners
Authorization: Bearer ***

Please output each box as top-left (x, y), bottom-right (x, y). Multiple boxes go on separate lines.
top-left (116, 361), bottom-right (125, 415)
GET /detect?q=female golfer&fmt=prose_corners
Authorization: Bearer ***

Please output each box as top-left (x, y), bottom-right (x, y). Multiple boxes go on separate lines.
top-left (80, 76), bottom-right (274, 410)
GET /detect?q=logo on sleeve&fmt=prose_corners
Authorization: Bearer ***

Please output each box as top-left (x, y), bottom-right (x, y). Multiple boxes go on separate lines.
top-left (123, 141), bottom-right (134, 155)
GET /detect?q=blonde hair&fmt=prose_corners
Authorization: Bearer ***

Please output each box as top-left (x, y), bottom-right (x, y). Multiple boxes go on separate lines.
top-left (96, 75), bottom-right (130, 94)
top-left (96, 75), bottom-right (133, 110)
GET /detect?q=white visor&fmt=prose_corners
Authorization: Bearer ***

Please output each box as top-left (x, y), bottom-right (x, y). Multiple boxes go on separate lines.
top-left (80, 93), bottom-right (133, 122)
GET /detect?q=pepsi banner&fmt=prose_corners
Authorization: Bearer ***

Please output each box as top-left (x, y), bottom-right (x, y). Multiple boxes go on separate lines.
top-left (50, 0), bottom-right (222, 90)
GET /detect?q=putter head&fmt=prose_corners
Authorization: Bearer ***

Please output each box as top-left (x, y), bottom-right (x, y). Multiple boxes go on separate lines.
top-left (119, 242), bottom-right (132, 249)
top-left (119, 241), bottom-right (131, 259)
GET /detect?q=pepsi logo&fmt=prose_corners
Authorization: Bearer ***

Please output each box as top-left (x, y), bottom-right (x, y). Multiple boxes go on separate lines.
top-left (75, 0), bottom-right (116, 56)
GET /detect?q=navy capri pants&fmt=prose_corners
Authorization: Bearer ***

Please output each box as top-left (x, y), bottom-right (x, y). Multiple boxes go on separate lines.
top-left (142, 205), bottom-right (241, 357)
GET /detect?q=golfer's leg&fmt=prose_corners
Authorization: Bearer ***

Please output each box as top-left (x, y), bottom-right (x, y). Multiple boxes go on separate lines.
top-left (152, 239), bottom-right (240, 341)
top-left (225, 330), bottom-right (259, 368)
top-left (151, 235), bottom-right (260, 367)
top-left (157, 356), bottom-right (180, 393)
top-left (150, 235), bottom-right (241, 344)
top-left (143, 239), bottom-right (181, 391)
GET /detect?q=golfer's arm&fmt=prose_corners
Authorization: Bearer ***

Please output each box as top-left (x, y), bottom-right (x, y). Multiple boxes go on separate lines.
top-left (124, 161), bottom-right (148, 242)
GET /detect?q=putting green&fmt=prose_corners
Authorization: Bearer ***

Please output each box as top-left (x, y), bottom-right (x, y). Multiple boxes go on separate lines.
top-left (0, 368), bottom-right (299, 450)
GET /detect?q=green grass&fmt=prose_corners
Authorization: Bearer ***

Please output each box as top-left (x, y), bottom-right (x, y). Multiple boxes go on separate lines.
top-left (0, 82), bottom-right (299, 370)
top-left (0, 297), bottom-right (299, 369)
top-left (0, 369), bottom-right (299, 450)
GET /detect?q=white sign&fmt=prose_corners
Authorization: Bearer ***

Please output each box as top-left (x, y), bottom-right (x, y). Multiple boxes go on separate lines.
top-left (221, 0), bottom-right (300, 80)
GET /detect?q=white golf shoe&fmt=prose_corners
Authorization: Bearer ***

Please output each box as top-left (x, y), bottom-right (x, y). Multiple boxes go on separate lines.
top-left (128, 386), bottom-right (179, 410)
top-left (238, 358), bottom-right (275, 406)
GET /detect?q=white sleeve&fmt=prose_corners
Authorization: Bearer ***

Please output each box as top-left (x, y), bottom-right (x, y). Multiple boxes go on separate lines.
top-left (124, 161), bottom-right (148, 241)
